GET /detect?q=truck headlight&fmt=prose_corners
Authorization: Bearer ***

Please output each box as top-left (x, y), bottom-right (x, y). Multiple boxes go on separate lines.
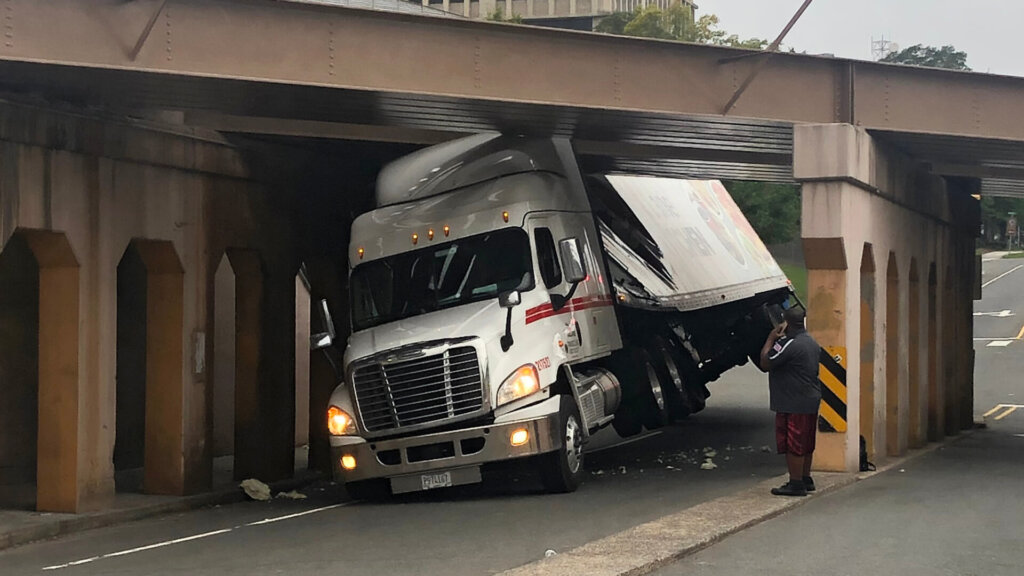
top-left (327, 406), bottom-right (357, 436)
top-left (496, 364), bottom-right (541, 407)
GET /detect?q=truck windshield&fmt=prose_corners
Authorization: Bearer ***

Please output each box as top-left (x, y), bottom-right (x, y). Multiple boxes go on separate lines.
top-left (350, 228), bottom-right (533, 332)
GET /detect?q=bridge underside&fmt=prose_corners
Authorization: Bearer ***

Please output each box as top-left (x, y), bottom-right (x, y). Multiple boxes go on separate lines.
top-left (0, 0), bottom-right (1015, 511)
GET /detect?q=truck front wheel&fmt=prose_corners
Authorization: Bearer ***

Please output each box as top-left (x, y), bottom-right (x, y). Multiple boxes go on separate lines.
top-left (540, 395), bottom-right (584, 493)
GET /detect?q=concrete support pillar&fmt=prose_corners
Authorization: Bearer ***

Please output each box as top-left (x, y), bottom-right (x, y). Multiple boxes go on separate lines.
top-left (139, 241), bottom-right (186, 495)
top-left (226, 249), bottom-right (264, 480)
top-left (224, 249), bottom-right (296, 482)
top-left (24, 231), bottom-right (81, 512)
top-left (795, 123), bottom-right (977, 470)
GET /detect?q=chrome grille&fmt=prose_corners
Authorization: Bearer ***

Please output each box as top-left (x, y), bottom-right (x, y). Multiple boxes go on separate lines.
top-left (352, 346), bottom-right (484, 433)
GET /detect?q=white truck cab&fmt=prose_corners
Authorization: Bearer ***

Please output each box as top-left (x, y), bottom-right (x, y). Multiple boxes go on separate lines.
top-left (317, 134), bottom-right (794, 496)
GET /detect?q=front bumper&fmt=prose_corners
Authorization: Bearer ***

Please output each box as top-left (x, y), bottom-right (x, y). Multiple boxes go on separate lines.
top-left (330, 396), bottom-right (563, 484)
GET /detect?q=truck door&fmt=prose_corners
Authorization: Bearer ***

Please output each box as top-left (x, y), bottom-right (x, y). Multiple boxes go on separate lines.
top-left (526, 214), bottom-right (617, 362)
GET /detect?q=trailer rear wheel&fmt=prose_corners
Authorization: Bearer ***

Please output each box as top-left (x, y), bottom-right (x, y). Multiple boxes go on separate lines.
top-left (649, 337), bottom-right (690, 421)
top-left (540, 395), bottom-right (584, 493)
top-left (638, 353), bottom-right (669, 430)
top-left (609, 347), bottom-right (667, 433)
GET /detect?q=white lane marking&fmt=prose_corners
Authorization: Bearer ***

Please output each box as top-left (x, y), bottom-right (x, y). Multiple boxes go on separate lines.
top-left (40, 504), bottom-right (349, 571)
top-left (986, 340), bottom-right (1013, 347)
top-left (246, 503), bottom-right (346, 526)
top-left (590, 430), bottom-right (663, 454)
top-left (983, 404), bottom-right (1024, 420)
top-left (995, 406), bottom-right (1020, 421)
top-left (982, 265), bottom-right (1023, 288)
top-left (42, 529), bottom-right (232, 570)
top-left (973, 310), bottom-right (1015, 317)
top-left (974, 337), bottom-right (1017, 341)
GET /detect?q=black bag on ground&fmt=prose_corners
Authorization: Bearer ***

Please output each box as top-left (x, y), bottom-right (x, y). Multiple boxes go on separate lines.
top-left (859, 435), bottom-right (876, 472)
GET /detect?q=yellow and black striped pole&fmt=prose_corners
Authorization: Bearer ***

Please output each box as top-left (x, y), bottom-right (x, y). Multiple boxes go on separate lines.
top-left (817, 346), bottom-right (847, 432)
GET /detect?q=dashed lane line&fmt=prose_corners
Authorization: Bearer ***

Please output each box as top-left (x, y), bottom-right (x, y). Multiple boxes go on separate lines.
top-left (40, 503), bottom-right (349, 571)
top-left (986, 340), bottom-right (1013, 347)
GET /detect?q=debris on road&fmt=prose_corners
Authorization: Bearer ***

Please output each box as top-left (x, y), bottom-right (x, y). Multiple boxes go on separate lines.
top-left (240, 479), bottom-right (271, 501)
top-left (545, 549), bottom-right (558, 558)
top-left (276, 490), bottom-right (307, 500)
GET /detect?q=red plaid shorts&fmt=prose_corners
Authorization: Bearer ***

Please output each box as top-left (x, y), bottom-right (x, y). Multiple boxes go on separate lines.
top-left (775, 412), bottom-right (818, 456)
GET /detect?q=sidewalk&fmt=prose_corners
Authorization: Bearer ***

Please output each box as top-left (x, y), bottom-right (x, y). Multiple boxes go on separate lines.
top-left (0, 451), bottom-right (325, 552)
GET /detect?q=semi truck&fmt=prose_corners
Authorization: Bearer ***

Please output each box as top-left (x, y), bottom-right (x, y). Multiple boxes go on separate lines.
top-left (314, 134), bottom-right (796, 497)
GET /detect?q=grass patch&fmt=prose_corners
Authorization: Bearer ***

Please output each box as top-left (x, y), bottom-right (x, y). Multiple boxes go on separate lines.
top-left (779, 263), bottom-right (808, 303)
top-left (1004, 251), bottom-right (1024, 259)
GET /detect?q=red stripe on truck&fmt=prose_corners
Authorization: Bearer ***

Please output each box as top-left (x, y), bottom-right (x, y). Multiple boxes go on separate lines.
top-left (524, 295), bottom-right (614, 325)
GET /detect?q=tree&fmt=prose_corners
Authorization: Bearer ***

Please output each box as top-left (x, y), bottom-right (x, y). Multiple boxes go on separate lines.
top-left (486, 7), bottom-right (524, 23)
top-left (724, 181), bottom-right (801, 245)
top-left (596, 5), bottom-right (768, 48)
top-left (880, 44), bottom-right (970, 71)
top-left (980, 196), bottom-right (1024, 246)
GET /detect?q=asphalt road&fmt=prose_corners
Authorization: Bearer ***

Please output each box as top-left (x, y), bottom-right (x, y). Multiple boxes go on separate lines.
top-left (653, 254), bottom-right (1024, 576)
top-left (0, 364), bottom-right (787, 575)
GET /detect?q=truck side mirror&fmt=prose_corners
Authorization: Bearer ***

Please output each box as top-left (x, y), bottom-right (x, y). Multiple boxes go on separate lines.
top-left (558, 237), bottom-right (587, 284)
top-left (499, 290), bottom-right (521, 309)
top-left (311, 299), bottom-right (337, 351)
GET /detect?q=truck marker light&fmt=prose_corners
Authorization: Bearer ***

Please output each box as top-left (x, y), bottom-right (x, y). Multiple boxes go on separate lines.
top-left (510, 428), bottom-right (529, 446)
top-left (428, 229), bottom-right (435, 240)
top-left (341, 455), bottom-right (357, 470)
top-left (412, 233), bottom-right (419, 245)
top-left (443, 225), bottom-right (451, 237)
top-left (357, 247), bottom-right (365, 260)
top-left (502, 211), bottom-right (510, 223)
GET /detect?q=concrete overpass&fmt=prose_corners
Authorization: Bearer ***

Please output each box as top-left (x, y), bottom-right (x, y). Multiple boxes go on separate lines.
top-left (0, 0), bottom-right (1017, 512)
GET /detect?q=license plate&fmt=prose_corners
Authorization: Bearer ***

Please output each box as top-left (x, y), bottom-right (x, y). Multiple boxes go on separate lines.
top-left (420, 471), bottom-right (452, 490)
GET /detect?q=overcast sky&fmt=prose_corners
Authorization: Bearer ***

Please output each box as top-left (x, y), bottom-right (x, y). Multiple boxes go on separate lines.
top-left (697, 0), bottom-right (1021, 77)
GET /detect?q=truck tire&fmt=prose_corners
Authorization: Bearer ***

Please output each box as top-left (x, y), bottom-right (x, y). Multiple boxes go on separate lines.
top-left (608, 347), bottom-right (668, 433)
top-left (611, 406), bottom-right (642, 437)
top-left (540, 395), bottom-right (585, 493)
top-left (665, 345), bottom-right (708, 415)
top-left (649, 337), bottom-right (690, 421)
top-left (637, 352), bottom-right (669, 430)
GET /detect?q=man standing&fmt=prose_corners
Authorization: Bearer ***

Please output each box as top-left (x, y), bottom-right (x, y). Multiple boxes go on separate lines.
top-left (759, 307), bottom-right (821, 497)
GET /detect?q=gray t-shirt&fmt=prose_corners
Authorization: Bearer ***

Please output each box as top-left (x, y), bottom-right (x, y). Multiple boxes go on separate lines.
top-left (767, 330), bottom-right (822, 414)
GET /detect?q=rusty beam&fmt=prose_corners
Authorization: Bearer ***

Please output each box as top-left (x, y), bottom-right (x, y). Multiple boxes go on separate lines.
top-left (0, 0), bottom-right (1024, 142)
top-left (183, 112), bottom-right (466, 145)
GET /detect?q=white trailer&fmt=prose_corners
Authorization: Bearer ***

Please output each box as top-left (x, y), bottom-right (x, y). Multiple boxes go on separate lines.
top-left (314, 134), bottom-right (795, 496)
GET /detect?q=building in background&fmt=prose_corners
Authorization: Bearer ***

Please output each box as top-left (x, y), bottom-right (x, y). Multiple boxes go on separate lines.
top-left (297, 0), bottom-right (695, 32)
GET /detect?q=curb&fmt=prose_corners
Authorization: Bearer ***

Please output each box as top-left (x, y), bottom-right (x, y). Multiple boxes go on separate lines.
top-left (499, 432), bottom-right (969, 576)
top-left (0, 473), bottom-right (325, 553)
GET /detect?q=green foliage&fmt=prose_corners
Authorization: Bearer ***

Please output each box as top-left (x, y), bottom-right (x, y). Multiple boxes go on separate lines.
top-left (980, 196), bottom-right (1024, 246)
top-left (725, 181), bottom-right (801, 245)
top-left (595, 11), bottom-right (633, 35)
top-left (779, 263), bottom-right (808, 303)
top-left (623, 6), bottom-right (675, 40)
top-left (596, 6), bottom-right (767, 48)
top-left (880, 44), bottom-right (970, 71)
top-left (486, 7), bottom-right (524, 23)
